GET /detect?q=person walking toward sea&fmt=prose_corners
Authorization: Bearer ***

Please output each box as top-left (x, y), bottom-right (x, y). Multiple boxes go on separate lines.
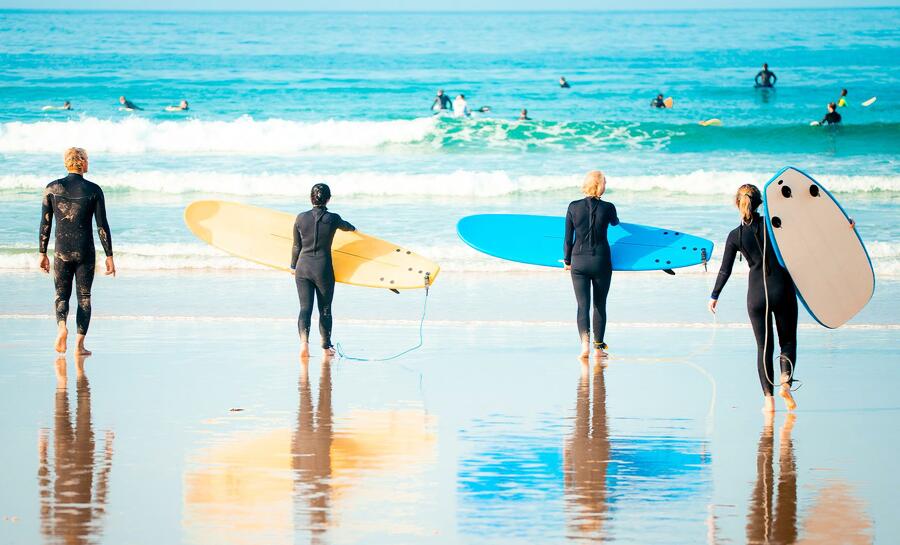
top-left (39, 147), bottom-right (116, 355)
top-left (708, 184), bottom-right (798, 413)
top-left (755, 63), bottom-right (777, 88)
top-left (564, 171), bottom-right (619, 361)
top-left (291, 183), bottom-right (356, 360)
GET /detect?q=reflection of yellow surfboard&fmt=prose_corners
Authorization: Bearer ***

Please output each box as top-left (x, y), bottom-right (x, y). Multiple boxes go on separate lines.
top-left (184, 200), bottom-right (439, 289)
top-left (699, 118), bottom-right (722, 126)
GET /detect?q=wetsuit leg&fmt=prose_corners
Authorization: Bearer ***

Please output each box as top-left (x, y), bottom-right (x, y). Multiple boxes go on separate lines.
top-left (747, 295), bottom-right (775, 396)
top-left (571, 269), bottom-right (592, 342)
top-left (74, 258), bottom-right (95, 334)
top-left (314, 277), bottom-right (335, 349)
top-left (773, 290), bottom-right (799, 383)
top-left (53, 257), bottom-right (76, 326)
top-left (296, 276), bottom-right (315, 344)
top-left (590, 264), bottom-right (612, 346)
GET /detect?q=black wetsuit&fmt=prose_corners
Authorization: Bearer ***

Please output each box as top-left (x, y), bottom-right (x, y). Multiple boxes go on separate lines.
top-left (651, 97), bottom-right (666, 108)
top-left (564, 197), bottom-right (619, 348)
top-left (711, 214), bottom-right (797, 395)
top-left (821, 111), bottom-right (842, 125)
top-left (39, 173), bottom-right (113, 334)
top-left (755, 70), bottom-right (777, 88)
top-left (560, 81), bottom-right (571, 88)
top-left (432, 95), bottom-right (452, 111)
top-left (291, 206), bottom-right (355, 348)
top-left (121, 100), bottom-right (141, 110)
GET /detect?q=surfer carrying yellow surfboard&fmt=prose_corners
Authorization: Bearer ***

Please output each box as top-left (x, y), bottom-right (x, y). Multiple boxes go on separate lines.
top-left (291, 183), bottom-right (356, 360)
top-left (707, 185), bottom-right (798, 413)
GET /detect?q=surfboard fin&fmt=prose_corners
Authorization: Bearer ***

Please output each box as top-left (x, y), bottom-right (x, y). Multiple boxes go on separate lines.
top-left (663, 269), bottom-right (675, 275)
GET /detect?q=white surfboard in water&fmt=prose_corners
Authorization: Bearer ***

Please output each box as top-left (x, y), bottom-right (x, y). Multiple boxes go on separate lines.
top-left (763, 167), bottom-right (875, 328)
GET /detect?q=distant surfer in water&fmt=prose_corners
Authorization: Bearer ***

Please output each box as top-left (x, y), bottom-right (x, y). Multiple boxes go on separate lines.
top-left (837, 88), bottom-right (848, 107)
top-left (42, 101), bottom-right (71, 111)
top-left (165, 100), bottom-right (189, 112)
top-left (452, 94), bottom-right (470, 118)
top-left (518, 109), bottom-right (531, 120)
top-left (559, 77), bottom-right (570, 88)
top-left (432, 89), bottom-right (452, 112)
top-left (819, 102), bottom-right (842, 125)
top-left (291, 183), bottom-right (356, 360)
top-left (708, 185), bottom-right (798, 413)
top-left (651, 94), bottom-right (667, 108)
top-left (755, 63), bottom-right (777, 88)
top-left (118, 96), bottom-right (142, 111)
top-left (39, 147), bottom-right (116, 356)
top-left (564, 171), bottom-right (619, 361)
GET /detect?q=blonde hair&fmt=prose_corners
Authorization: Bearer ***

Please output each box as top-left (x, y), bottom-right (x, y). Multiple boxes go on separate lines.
top-left (582, 170), bottom-right (606, 198)
top-left (735, 184), bottom-right (761, 223)
top-left (64, 147), bottom-right (88, 173)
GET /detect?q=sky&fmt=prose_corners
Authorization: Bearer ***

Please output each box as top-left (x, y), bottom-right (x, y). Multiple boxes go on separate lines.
top-left (0, 0), bottom-right (897, 10)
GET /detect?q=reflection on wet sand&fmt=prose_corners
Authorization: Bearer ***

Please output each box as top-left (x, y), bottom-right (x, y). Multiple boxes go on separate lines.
top-left (183, 360), bottom-right (437, 544)
top-left (564, 361), bottom-right (610, 541)
top-left (38, 355), bottom-right (114, 545)
top-left (746, 414), bottom-right (873, 545)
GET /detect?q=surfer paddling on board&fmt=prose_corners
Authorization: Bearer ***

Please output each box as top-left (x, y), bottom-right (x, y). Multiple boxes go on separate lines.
top-left (39, 147), bottom-right (116, 356)
top-left (564, 171), bottom-right (619, 361)
top-left (708, 185), bottom-right (798, 413)
top-left (755, 63), bottom-right (777, 88)
top-left (118, 96), bottom-right (142, 111)
top-left (559, 76), bottom-right (570, 88)
top-left (291, 183), bottom-right (356, 360)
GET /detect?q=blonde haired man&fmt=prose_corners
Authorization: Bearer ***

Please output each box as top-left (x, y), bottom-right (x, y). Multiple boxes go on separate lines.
top-left (39, 147), bottom-right (115, 355)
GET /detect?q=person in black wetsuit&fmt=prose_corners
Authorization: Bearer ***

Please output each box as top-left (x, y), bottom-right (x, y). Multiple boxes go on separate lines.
top-left (39, 147), bottom-right (115, 356)
top-left (559, 77), bottom-right (571, 88)
top-left (118, 96), bottom-right (142, 111)
top-left (651, 94), bottom-right (667, 108)
top-left (755, 63), bottom-right (777, 88)
top-left (564, 170), bottom-right (619, 361)
top-left (291, 183), bottom-right (355, 359)
top-left (708, 184), bottom-right (797, 413)
top-left (431, 89), bottom-right (452, 112)
top-left (820, 102), bottom-right (842, 125)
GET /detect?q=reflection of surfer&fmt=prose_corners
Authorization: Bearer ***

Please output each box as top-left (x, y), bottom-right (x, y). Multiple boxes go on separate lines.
top-left (292, 359), bottom-right (333, 543)
top-left (755, 63), bottom-right (777, 88)
top-left (39, 355), bottom-right (115, 545)
top-left (746, 413), bottom-right (796, 545)
top-left (564, 361), bottom-right (609, 540)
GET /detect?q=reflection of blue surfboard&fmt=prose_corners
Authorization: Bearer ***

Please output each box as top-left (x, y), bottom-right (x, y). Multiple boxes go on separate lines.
top-left (763, 167), bottom-right (874, 328)
top-left (457, 214), bottom-right (713, 271)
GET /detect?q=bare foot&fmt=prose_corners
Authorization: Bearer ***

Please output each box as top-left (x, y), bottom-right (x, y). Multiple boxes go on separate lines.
top-left (761, 395), bottom-right (776, 414)
top-left (75, 334), bottom-right (91, 356)
top-left (579, 340), bottom-right (589, 360)
top-left (323, 346), bottom-right (335, 361)
top-left (593, 348), bottom-right (608, 360)
top-left (300, 342), bottom-right (310, 359)
top-left (54, 324), bottom-right (68, 353)
top-left (779, 384), bottom-right (797, 411)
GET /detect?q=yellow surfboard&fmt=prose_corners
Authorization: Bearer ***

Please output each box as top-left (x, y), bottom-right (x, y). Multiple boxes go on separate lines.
top-left (184, 200), bottom-right (439, 289)
top-left (663, 97), bottom-right (674, 108)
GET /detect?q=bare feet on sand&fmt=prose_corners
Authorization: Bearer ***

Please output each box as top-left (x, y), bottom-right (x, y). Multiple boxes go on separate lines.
top-left (779, 381), bottom-right (797, 411)
top-left (300, 342), bottom-right (310, 359)
top-left (75, 334), bottom-right (91, 356)
top-left (54, 324), bottom-right (68, 353)
top-left (594, 347), bottom-right (608, 361)
top-left (323, 346), bottom-right (336, 361)
top-left (762, 395), bottom-right (776, 414)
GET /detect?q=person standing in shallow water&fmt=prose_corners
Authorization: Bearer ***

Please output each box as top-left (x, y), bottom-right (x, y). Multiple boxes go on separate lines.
top-left (39, 147), bottom-right (116, 355)
top-left (564, 171), bottom-right (619, 361)
top-left (291, 183), bottom-right (355, 360)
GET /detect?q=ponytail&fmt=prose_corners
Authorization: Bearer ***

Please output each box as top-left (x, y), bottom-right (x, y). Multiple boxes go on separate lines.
top-left (735, 184), bottom-right (761, 224)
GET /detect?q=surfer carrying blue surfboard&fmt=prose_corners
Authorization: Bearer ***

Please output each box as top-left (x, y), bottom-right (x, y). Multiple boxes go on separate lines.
top-left (291, 183), bottom-right (356, 360)
top-left (708, 184), bottom-right (798, 413)
top-left (564, 171), bottom-right (619, 361)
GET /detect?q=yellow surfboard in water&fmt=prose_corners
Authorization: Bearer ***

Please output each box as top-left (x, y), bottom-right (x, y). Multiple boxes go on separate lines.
top-left (184, 200), bottom-right (439, 289)
top-left (663, 97), bottom-right (674, 108)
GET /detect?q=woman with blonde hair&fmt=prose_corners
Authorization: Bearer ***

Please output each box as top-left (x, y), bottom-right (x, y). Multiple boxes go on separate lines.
top-left (708, 184), bottom-right (798, 413)
top-left (564, 170), bottom-right (619, 360)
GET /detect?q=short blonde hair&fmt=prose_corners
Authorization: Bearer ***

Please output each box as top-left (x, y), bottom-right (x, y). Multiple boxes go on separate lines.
top-left (64, 147), bottom-right (88, 173)
top-left (582, 170), bottom-right (606, 198)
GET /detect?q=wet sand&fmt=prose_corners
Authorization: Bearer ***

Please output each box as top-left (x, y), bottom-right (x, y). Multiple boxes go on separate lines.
top-left (0, 277), bottom-right (898, 544)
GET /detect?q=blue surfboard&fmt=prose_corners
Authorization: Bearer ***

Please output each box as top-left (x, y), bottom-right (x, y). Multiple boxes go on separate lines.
top-left (457, 214), bottom-right (713, 271)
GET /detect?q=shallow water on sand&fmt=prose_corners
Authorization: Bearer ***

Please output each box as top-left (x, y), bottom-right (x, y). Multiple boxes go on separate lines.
top-left (0, 316), bottom-right (897, 544)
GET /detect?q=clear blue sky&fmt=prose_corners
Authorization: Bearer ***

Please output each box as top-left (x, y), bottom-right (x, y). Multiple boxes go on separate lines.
top-left (1, 0), bottom-right (896, 10)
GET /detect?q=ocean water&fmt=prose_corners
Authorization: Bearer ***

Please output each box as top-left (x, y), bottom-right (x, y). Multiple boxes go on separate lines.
top-left (1, 9), bottom-right (899, 279)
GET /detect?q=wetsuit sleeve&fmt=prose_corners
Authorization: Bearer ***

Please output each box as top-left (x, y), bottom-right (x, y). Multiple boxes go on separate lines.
top-left (564, 205), bottom-right (575, 265)
top-left (39, 187), bottom-right (53, 253)
top-left (291, 217), bottom-right (301, 270)
top-left (711, 230), bottom-right (738, 300)
top-left (608, 203), bottom-right (620, 227)
top-left (94, 188), bottom-right (113, 256)
top-left (337, 215), bottom-right (355, 232)
top-left (771, 72), bottom-right (777, 85)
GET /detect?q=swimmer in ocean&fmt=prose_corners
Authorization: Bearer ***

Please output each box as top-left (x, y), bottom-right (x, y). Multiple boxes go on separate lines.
top-left (165, 100), bottom-right (189, 112)
top-left (432, 89), bottom-right (452, 112)
top-left (42, 101), bottom-right (71, 111)
top-left (651, 94), bottom-right (667, 108)
top-left (453, 94), bottom-right (471, 118)
top-left (119, 96), bottom-right (142, 111)
top-left (519, 109), bottom-right (531, 120)
top-left (819, 102), bottom-right (842, 125)
top-left (559, 77), bottom-right (570, 88)
top-left (837, 88), bottom-right (848, 107)
top-left (755, 63), bottom-right (777, 88)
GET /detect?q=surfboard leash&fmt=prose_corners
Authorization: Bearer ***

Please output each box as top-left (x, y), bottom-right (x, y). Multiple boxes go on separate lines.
top-left (335, 273), bottom-right (431, 362)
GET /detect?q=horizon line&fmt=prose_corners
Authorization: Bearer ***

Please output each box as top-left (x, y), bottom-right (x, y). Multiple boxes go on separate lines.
top-left (1, 5), bottom-right (898, 13)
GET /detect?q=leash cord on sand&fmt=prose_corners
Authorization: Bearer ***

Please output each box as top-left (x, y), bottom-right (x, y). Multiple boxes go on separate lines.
top-left (335, 280), bottom-right (430, 362)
